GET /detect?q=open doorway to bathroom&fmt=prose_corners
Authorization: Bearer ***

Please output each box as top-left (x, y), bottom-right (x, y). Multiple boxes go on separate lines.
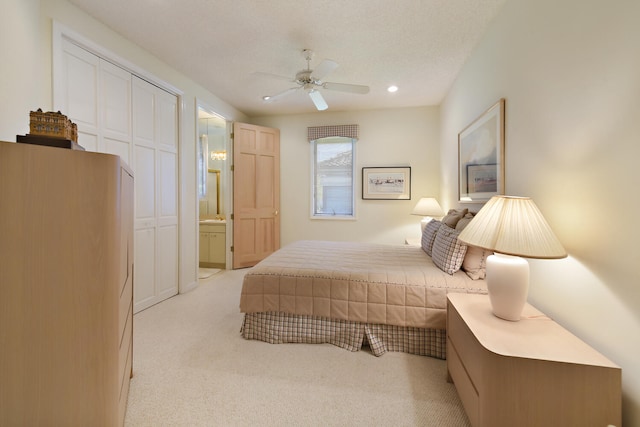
top-left (197, 103), bottom-right (230, 277)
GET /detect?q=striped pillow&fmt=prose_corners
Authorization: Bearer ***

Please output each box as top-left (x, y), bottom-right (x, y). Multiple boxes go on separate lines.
top-left (431, 224), bottom-right (468, 275)
top-left (421, 220), bottom-right (442, 256)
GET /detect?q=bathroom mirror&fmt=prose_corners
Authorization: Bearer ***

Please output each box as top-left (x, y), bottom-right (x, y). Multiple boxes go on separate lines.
top-left (208, 169), bottom-right (221, 214)
top-left (197, 107), bottom-right (227, 219)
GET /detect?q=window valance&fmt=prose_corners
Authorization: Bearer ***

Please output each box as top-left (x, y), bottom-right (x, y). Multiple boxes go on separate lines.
top-left (307, 124), bottom-right (359, 142)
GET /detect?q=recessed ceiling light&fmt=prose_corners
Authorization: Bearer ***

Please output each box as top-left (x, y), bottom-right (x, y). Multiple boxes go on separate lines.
top-left (387, 85), bottom-right (398, 93)
top-left (262, 96), bottom-right (271, 101)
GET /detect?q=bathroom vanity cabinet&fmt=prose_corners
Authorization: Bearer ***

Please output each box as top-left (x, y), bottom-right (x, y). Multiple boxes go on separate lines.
top-left (199, 221), bottom-right (226, 268)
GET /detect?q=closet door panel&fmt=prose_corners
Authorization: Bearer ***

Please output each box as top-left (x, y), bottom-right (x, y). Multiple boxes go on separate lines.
top-left (132, 79), bottom-right (155, 145)
top-left (79, 132), bottom-right (99, 153)
top-left (101, 60), bottom-right (131, 163)
top-left (105, 137), bottom-right (131, 165)
top-left (134, 228), bottom-right (156, 304)
top-left (63, 42), bottom-right (98, 130)
top-left (157, 224), bottom-right (178, 297)
top-left (59, 40), bottom-right (99, 152)
top-left (159, 150), bottom-right (177, 218)
top-left (101, 61), bottom-right (131, 143)
top-left (134, 145), bottom-right (156, 221)
top-left (156, 90), bottom-right (177, 149)
top-left (132, 76), bottom-right (179, 312)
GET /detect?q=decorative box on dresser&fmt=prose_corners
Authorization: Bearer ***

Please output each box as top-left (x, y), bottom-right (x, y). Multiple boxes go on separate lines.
top-left (446, 293), bottom-right (621, 427)
top-left (0, 141), bottom-right (134, 426)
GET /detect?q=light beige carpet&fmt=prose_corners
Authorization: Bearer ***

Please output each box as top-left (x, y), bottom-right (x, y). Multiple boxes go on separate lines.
top-left (125, 269), bottom-right (470, 426)
top-left (198, 267), bottom-right (221, 279)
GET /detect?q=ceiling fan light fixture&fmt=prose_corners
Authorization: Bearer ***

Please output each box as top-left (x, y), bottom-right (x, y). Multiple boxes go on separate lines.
top-left (256, 49), bottom-right (370, 111)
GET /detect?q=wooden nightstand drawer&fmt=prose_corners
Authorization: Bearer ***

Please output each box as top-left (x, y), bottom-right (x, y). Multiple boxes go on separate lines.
top-left (447, 300), bottom-right (482, 385)
top-left (447, 337), bottom-right (479, 426)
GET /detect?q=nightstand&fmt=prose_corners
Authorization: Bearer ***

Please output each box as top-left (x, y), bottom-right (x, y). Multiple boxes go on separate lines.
top-left (446, 293), bottom-right (621, 427)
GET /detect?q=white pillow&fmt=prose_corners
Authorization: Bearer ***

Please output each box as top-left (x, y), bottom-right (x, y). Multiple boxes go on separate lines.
top-left (431, 225), bottom-right (468, 275)
top-left (462, 245), bottom-right (491, 280)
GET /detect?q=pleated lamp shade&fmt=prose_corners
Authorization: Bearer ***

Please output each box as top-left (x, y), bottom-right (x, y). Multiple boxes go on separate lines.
top-left (457, 195), bottom-right (566, 259)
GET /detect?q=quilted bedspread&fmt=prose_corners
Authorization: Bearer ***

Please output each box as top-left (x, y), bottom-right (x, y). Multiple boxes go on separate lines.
top-left (239, 240), bottom-right (487, 329)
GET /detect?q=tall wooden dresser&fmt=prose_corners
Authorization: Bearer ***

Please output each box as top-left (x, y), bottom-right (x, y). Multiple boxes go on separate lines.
top-left (0, 141), bottom-right (134, 426)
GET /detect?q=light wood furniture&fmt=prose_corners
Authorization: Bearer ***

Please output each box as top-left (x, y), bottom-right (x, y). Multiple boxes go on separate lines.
top-left (446, 293), bottom-right (621, 427)
top-left (0, 141), bottom-right (134, 426)
top-left (199, 221), bottom-right (226, 268)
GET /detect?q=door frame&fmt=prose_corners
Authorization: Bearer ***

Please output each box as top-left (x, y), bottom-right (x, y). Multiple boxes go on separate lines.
top-left (195, 100), bottom-right (233, 270)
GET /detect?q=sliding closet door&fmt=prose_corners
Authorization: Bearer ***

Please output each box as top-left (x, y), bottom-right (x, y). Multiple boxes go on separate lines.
top-left (56, 40), bottom-right (100, 152)
top-left (55, 39), bottom-right (179, 313)
top-left (101, 62), bottom-right (132, 163)
top-left (56, 39), bottom-right (131, 159)
top-left (132, 76), bottom-right (179, 312)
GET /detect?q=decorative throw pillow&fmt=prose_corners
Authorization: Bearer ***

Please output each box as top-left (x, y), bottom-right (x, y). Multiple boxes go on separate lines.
top-left (442, 208), bottom-right (468, 229)
top-left (462, 245), bottom-right (492, 280)
top-left (421, 220), bottom-right (442, 256)
top-left (431, 224), bottom-right (468, 275)
top-left (455, 212), bottom-right (475, 231)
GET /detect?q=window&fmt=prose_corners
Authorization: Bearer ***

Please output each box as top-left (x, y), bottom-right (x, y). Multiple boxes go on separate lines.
top-left (311, 136), bottom-right (356, 218)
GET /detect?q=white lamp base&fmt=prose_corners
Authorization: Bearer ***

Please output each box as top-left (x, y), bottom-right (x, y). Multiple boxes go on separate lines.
top-left (485, 253), bottom-right (530, 321)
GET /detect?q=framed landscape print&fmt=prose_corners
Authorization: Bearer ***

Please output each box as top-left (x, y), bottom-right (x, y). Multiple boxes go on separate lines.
top-left (362, 166), bottom-right (411, 200)
top-left (458, 99), bottom-right (505, 203)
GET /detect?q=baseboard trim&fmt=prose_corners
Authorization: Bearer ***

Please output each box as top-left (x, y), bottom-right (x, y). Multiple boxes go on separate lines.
top-left (179, 280), bottom-right (198, 294)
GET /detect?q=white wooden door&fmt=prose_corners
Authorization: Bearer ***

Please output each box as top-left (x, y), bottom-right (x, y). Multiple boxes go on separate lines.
top-left (132, 76), bottom-right (179, 312)
top-left (57, 39), bottom-right (131, 159)
top-left (101, 61), bottom-right (132, 163)
top-left (55, 40), bottom-right (179, 313)
top-left (57, 39), bottom-right (100, 152)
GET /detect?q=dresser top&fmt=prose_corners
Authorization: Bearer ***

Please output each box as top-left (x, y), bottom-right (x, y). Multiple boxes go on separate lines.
top-left (447, 293), bottom-right (619, 368)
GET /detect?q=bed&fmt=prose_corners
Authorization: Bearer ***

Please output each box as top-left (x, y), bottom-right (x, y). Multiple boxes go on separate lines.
top-left (239, 209), bottom-right (489, 358)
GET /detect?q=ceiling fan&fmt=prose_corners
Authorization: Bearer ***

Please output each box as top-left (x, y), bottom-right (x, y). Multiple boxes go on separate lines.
top-left (259, 49), bottom-right (370, 111)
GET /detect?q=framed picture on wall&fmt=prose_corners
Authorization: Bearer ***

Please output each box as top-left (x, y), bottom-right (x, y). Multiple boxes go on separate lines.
top-left (458, 98), bottom-right (505, 203)
top-left (362, 166), bottom-right (411, 200)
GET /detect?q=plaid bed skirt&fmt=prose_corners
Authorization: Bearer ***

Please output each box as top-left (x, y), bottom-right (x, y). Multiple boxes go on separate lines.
top-left (240, 312), bottom-right (446, 359)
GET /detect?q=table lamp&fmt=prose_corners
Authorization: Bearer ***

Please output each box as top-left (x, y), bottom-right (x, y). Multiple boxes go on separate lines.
top-left (457, 195), bottom-right (567, 321)
top-left (411, 198), bottom-right (445, 232)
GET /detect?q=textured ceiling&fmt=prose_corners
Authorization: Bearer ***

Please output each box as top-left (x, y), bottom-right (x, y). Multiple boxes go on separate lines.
top-left (68, 0), bottom-right (506, 117)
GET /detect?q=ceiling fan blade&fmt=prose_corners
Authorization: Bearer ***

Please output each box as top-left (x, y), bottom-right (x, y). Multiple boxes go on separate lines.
top-left (264, 87), bottom-right (298, 103)
top-left (308, 89), bottom-right (328, 111)
top-left (252, 71), bottom-right (294, 82)
top-left (323, 82), bottom-right (370, 94)
top-left (312, 59), bottom-right (338, 81)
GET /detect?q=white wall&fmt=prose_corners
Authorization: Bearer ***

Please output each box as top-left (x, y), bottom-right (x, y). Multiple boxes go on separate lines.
top-left (0, 0), bottom-right (47, 138)
top-left (252, 107), bottom-right (441, 246)
top-left (0, 0), bottom-right (247, 293)
top-left (440, 0), bottom-right (640, 423)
